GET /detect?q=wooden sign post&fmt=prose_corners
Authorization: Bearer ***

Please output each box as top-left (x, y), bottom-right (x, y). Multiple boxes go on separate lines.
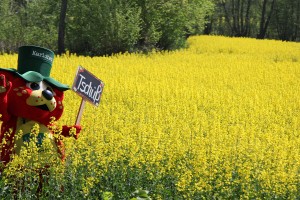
top-left (75, 99), bottom-right (86, 125)
top-left (72, 66), bottom-right (104, 125)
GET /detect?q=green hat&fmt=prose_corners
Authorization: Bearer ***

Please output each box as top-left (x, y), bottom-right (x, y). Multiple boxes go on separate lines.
top-left (0, 45), bottom-right (69, 91)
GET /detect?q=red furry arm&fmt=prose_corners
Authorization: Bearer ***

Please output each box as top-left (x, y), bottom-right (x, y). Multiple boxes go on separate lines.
top-left (61, 125), bottom-right (82, 139)
top-left (55, 126), bottom-right (81, 162)
top-left (0, 74), bottom-right (12, 122)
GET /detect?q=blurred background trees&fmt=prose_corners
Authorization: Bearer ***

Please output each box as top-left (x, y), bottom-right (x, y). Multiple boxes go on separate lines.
top-left (0, 0), bottom-right (298, 56)
top-left (208, 0), bottom-right (300, 41)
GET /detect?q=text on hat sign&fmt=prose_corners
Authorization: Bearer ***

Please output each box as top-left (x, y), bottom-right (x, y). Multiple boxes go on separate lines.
top-left (32, 50), bottom-right (53, 62)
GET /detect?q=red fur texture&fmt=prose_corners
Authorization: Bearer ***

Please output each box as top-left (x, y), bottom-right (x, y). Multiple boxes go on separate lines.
top-left (0, 71), bottom-right (81, 166)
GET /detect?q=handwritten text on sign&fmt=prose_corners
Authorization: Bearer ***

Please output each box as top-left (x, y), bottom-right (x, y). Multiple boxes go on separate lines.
top-left (72, 66), bottom-right (104, 106)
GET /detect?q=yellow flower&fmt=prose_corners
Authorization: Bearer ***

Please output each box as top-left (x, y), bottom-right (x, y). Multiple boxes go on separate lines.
top-left (0, 35), bottom-right (299, 198)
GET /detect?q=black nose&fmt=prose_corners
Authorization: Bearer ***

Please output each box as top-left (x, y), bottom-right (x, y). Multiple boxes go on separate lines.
top-left (42, 90), bottom-right (53, 100)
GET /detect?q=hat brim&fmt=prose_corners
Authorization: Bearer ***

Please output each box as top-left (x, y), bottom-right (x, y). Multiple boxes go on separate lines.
top-left (0, 68), bottom-right (69, 91)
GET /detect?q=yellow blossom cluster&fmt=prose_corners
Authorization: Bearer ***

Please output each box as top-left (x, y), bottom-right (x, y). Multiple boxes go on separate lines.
top-left (0, 35), bottom-right (300, 198)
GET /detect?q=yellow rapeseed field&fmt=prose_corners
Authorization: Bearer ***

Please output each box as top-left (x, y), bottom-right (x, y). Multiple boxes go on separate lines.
top-left (1, 35), bottom-right (300, 199)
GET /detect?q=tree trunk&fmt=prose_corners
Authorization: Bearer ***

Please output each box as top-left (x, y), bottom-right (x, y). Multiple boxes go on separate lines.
top-left (58, 0), bottom-right (67, 55)
top-left (257, 0), bottom-right (276, 39)
top-left (221, 1), bottom-right (233, 35)
top-left (292, 0), bottom-right (300, 41)
top-left (222, 0), bottom-right (252, 37)
top-left (243, 0), bottom-right (252, 36)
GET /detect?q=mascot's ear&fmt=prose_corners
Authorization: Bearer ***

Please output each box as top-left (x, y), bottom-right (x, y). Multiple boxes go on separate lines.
top-left (0, 70), bottom-right (17, 82)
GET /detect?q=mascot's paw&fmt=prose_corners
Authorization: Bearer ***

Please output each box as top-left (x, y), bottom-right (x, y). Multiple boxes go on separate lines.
top-left (0, 74), bottom-right (11, 94)
top-left (62, 125), bottom-right (82, 139)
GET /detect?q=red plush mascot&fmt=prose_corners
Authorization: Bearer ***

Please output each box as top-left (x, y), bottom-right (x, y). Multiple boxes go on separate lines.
top-left (0, 46), bottom-right (81, 168)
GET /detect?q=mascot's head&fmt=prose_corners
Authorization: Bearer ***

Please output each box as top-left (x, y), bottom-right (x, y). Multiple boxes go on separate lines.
top-left (0, 46), bottom-right (69, 125)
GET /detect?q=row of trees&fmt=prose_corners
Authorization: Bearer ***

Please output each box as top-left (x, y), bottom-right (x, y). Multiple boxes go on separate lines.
top-left (208, 0), bottom-right (300, 41)
top-left (0, 0), bottom-right (299, 56)
top-left (0, 0), bottom-right (213, 55)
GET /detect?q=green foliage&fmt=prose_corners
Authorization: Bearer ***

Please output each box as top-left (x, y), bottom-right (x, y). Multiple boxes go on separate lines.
top-left (0, 0), bottom-right (23, 52)
top-left (67, 0), bottom-right (142, 55)
top-left (0, 0), bottom-right (299, 54)
top-left (130, 188), bottom-right (152, 200)
top-left (270, 0), bottom-right (300, 41)
top-left (21, 0), bottom-right (60, 50)
top-left (0, 0), bottom-right (60, 52)
top-left (157, 0), bottom-right (187, 50)
top-left (137, 0), bottom-right (214, 51)
top-left (0, 0), bottom-right (214, 55)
